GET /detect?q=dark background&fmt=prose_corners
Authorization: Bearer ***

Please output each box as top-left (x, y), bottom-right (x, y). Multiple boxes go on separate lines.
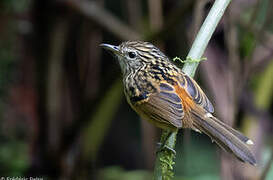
top-left (0, 0), bottom-right (273, 179)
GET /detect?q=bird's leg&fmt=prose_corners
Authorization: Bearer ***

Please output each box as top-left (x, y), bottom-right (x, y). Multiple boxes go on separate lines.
top-left (156, 131), bottom-right (176, 154)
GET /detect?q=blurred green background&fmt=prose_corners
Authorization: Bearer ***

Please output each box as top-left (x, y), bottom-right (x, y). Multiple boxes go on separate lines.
top-left (0, 0), bottom-right (273, 179)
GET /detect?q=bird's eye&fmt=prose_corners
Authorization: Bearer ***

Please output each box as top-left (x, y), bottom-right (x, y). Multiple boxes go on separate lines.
top-left (128, 52), bottom-right (136, 59)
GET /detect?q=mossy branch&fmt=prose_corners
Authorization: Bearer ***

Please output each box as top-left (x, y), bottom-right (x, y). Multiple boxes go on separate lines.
top-left (153, 0), bottom-right (232, 179)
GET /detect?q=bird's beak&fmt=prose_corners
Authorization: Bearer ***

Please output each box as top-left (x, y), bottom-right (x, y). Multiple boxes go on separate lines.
top-left (100, 43), bottom-right (121, 55)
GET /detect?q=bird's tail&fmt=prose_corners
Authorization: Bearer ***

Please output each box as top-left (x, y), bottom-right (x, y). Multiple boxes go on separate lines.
top-left (191, 108), bottom-right (256, 165)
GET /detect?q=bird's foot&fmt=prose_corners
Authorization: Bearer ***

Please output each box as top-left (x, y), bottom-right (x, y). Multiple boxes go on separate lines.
top-left (156, 142), bottom-right (176, 155)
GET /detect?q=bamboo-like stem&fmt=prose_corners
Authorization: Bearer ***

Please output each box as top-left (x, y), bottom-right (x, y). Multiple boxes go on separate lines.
top-left (183, 0), bottom-right (232, 76)
top-left (84, 80), bottom-right (123, 160)
top-left (154, 0), bottom-right (232, 179)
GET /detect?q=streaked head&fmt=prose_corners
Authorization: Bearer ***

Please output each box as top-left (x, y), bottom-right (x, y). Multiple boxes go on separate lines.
top-left (100, 41), bottom-right (167, 75)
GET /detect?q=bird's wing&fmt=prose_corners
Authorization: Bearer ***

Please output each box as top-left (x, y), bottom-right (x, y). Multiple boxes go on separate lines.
top-left (179, 74), bottom-right (214, 113)
top-left (132, 82), bottom-right (184, 129)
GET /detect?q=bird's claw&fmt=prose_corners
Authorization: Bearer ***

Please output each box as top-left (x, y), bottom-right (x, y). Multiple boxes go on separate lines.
top-left (156, 142), bottom-right (176, 155)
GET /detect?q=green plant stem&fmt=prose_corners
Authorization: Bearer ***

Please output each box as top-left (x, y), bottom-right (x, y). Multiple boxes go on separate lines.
top-left (83, 80), bottom-right (123, 160)
top-left (154, 0), bottom-right (232, 179)
top-left (183, 0), bottom-right (232, 76)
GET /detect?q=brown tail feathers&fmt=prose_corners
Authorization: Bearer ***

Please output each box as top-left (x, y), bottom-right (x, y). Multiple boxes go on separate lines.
top-left (191, 109), bottom-right (256, 165)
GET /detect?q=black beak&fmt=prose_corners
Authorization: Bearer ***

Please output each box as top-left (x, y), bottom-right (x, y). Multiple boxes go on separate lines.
top-left (100, 43), bottom-right (120, 55)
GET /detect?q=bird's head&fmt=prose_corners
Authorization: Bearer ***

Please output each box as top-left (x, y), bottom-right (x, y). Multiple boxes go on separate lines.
top-left (100, 41), bottom-right (167, 75)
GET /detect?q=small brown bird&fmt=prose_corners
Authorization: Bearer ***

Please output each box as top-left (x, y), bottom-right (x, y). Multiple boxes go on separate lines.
top-left (101, 41), bottom-right (256, 165)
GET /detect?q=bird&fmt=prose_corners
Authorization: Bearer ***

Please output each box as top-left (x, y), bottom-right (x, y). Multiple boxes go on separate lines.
top-left (100, 41), bottom-right (256, 165)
